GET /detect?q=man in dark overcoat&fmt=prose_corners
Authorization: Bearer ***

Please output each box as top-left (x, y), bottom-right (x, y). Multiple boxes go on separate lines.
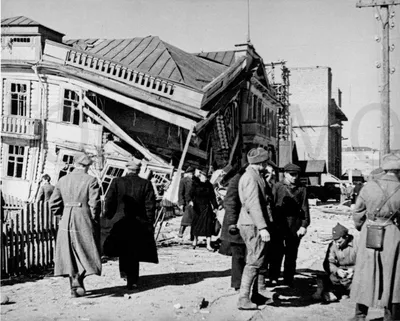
top-left (36, 174), bottom-right (55, 203)
top-left (349, 153), bottom-right (400, 321)
top-left (103, 157), bottom-right (158, 290)
top-left (269, 163), bottom-right (310, 287)
top-left (177, 166), bottom-right (195, 238)
top-left (49, 154), bottom-right (102, 297)
top-left (219, 165), bottom-right (247, 291)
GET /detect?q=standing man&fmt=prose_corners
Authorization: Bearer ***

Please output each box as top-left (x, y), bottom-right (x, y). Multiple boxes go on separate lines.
top-left (269, 163), bottom-right (310, 287)
top-left (237, 148), bottom-right (273, 310)
top-left (103, 157), bottom-right (158, 290)
top-left (219, 164), bottom-right (247, 291)
top-left (36, 174), bottom-right (55, 202)
top-left (177, 166), bottom-right (195, 238)
top-left (349, 153), bottom-right (400, 321)
top-left (49, 154), bottom-right (102, 297)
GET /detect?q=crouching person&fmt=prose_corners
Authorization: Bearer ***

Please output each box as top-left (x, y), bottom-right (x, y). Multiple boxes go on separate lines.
top-left (314, 223), bottom-right (357, 302)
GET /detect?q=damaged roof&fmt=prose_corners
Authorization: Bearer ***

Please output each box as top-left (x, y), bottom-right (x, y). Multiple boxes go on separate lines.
top-left (64, 37), bottom-right (228, 90)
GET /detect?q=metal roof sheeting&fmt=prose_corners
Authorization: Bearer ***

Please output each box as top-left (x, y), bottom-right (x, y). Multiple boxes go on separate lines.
top-left (64, 37), bottom-right (228, 90)
top-left (1, 16), bottom-right (64, 35)
top-left (196, 51), bottom-right (236, 67)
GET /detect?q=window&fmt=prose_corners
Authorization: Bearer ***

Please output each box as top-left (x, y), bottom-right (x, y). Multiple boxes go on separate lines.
top-left (257, 99), bottom-right (262, 123)
top-left (58, 154), bottom-right (75, 179)
top-left (252, 96), bottom-right (257, 120)
top-left (10, 83), bottom-right (28, 116)
top-left (6, 145), bottom-right (26, 178)
top-left (62, 89), bottom-right (80, 125)
top-left (102, 166), bottom-right (125, 195)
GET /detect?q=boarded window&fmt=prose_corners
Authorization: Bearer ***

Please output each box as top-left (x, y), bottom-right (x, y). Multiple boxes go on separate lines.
top-left (102, 166), bottom-right (125, 195)
top-left (62, 89), bottom-right (80, 125)
top-left (7, 145), bottom-right (26, 178)
top-left (10, 83), bottom-right (28, 116)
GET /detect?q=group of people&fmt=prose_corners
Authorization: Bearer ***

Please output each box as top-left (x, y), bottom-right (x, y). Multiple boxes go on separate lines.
top-left (218, 147), bottom-right (310, 310)
top-left (47, 154), bottom-right (158, 296)
top-left (38, 148), bottom-right (399, 321)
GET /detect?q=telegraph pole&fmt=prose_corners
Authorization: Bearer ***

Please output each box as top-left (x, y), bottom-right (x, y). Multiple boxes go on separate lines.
top-left (356, 0), bottom-right (399, 164)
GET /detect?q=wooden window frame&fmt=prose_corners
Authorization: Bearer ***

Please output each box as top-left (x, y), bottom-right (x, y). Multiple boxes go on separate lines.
top-left (60, 86), bottom-right (82, 126)
top-left (101, 164), bottom-right (126, 196)
top-left (4, 79), bottom-right (31, 117)
top-left (3, 143), bottom-right (29, 180)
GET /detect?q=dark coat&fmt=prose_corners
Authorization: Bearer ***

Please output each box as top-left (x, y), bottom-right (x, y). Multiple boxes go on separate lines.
top-left (220, 173), bottom-right (245, 244)
top-left (49, 169), bottom-right (102, 277)
top-left (37, 183), bottom-right (55, 202)
top-left (103, 173), bottom-right (158, 264)
top-left (351, 174), bottom-right (400, 307)
top-left (190, 179), bottom-right (218, 237)
top-left (272, 180), bottom-right (310, 234)
top-left (178, 176), bottom-right (194, 226)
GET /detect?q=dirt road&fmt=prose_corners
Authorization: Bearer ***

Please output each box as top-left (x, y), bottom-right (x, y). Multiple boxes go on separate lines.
top-left (1, 206), bottom-right (384, 321)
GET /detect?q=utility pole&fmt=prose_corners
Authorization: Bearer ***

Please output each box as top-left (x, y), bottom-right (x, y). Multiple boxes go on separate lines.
top-left (356, 0), bottom-right (399, 165)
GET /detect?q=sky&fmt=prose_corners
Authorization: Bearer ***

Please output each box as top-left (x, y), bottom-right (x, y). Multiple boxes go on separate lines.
top-left (2, 0), bottom-right (400, 149)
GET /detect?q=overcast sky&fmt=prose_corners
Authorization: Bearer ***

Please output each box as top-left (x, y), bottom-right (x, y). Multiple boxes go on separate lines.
top-left (2, 0), bottom-right (400, 149)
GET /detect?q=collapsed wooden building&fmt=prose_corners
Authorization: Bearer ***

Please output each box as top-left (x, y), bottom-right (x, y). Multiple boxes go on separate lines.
top-left (1, 16), bottom-right (283, 203)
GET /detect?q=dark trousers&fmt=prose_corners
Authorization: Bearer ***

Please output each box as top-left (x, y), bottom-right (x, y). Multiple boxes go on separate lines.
top-left (119, 255), bottom-right (140, 284)
top-left (231, 243), bottom-right (246, 290)
top-left (269, 229), bottom-right (300, 283)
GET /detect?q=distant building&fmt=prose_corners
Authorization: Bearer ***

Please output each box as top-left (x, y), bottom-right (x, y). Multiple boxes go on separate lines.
top-left (342, 146), bottom-right (380, 176)
top-left (289, 66), bottom-right (347, 178)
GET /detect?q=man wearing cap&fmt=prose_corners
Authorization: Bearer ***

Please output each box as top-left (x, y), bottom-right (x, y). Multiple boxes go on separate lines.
top-left (349, 153), bottom-right (400, 321)
top-left (104, 157), bottom-right (158, 290)
top-left (316, 223), bottom-right (358, 302)
top-left (236, 147), bottom-right (274, 310)
top-left (49, 154), bottom-right (102, 297)
top-left (177, 166), bottom-right (195, 238)
top-left (269, 163), bottom-right (310, 287)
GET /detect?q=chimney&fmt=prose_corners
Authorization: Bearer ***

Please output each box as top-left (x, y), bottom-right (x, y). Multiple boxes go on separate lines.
top-left (338, 88), bottom-right (342, 108)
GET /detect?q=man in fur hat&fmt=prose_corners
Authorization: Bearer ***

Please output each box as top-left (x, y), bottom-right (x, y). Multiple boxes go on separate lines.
top-left (104, 157), bottom-right (158, 290)
top-left (49, 153), bottom-right (102, 297)
top-left (349, 153), bottom-right (400, 321)
top-left (236, 147), bottom-right (274, 310)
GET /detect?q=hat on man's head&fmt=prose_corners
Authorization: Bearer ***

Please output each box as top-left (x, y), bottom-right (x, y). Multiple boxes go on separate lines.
top-left (283, 163), bottom-right (301, 173)
top-left (369, 167), bottom-right (385, 180)
top-left (332, 223), bottom-right (348, 240)
top-left (247, 147), bottom-right (269, 164)
top-left (381, 153), bottom-right (400, 170)
top-left (126, 157), bottom-right (142, 170)
top-left (74, 154), bottom-right (93, 167)
top-left (185, 166), bottom-right (195, 174)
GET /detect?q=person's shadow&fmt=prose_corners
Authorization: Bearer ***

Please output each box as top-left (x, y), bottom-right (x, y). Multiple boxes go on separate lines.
top-left (269, 268), bottom-right (325, 308)
top-left (85, 269), bottom-right (231, 298)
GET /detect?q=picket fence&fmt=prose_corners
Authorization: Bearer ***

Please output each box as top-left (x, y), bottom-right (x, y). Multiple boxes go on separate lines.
top-left (1, 200), bottom-right (58, 277)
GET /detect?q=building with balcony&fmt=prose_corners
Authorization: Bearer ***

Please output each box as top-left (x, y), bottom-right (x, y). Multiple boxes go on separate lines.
top-left (1, 16), bottom-right (281, 202)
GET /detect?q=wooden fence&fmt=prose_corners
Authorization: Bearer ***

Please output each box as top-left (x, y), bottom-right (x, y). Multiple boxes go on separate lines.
top-left (1, 201), bottom-right (58, 277)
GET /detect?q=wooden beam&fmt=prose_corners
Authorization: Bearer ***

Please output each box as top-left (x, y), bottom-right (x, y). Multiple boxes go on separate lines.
top-left (83, 96), bottom-right (165, 164)
top-left (356, 0), bottom-right (400, 7)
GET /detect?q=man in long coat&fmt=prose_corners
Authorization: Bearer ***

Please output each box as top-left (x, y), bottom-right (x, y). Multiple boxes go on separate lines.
top-left (219, 164), bottom-right (247, 291)
top-left (349, 153), bottom-right (400, 321)
top-left (237, 148), bottom-right (274, 310)
top-left (49, 154), bottom-right (102, 297)
top-left (103, 157), bottom-right (158, 290)
top-left (177, 166), bottom-right (195, 238)
top-left (269, 163), bottom-right (310, 287)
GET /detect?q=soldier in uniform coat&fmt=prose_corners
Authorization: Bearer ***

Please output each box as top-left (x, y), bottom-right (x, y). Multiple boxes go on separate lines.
top-left (269, 163), bottom-right (310, 287)
top-left (103, 157), bottom-right (158, 290)
top-left (349, 153), bottom-right (400, 321)
top-left (177, 166), bottom-right (195, 238)
top-left (49, 154), bottom-right (102, 297)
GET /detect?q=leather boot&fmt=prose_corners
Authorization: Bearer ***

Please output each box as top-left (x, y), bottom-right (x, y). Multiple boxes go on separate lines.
top-left (348, 303), bottom-right (368, 321)
top-left (251, 274), bottom-right (273, 305)
top-left (237, 266), bottom-right (258, 310)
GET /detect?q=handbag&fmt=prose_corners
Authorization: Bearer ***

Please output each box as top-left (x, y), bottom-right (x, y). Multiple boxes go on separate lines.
top-left (213, 217), bottom-right (222, 236)
top-left (365, 182), bottom-right (400, 251)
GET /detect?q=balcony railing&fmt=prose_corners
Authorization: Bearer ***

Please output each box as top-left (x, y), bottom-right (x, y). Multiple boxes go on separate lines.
top-left (1, 115), bottom-right (41, 139)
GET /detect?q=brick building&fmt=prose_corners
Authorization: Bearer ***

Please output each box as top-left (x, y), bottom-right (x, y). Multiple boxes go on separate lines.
top-left (289, 66), bottom-right (347, 178)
